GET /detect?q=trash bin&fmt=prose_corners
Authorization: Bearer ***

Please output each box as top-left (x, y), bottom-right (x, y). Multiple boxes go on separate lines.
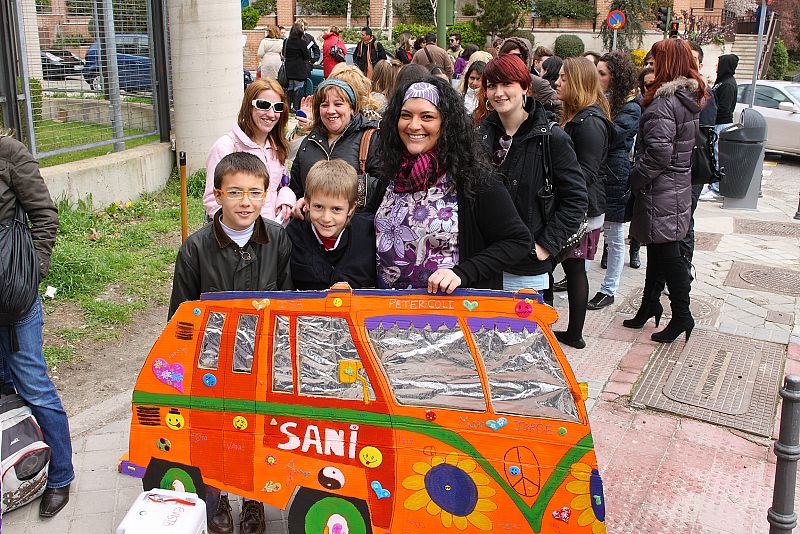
top-left (719, 108), bottom-right (767, 200)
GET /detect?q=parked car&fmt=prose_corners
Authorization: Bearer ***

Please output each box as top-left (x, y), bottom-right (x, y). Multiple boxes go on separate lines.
top-left (309, 44), bottom-right (358, 88)
top-left (735, 80), bottom-right (800, 155)
top-left (83, 33), bottom-right (152, 92)
top-left (40, 49), bottom-right (84, 80)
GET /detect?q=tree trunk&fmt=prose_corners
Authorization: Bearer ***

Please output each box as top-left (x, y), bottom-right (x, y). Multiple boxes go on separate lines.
top-left (388, 0), bottom-right (393, 41)
top-left (430, 0), bottom-right (438, 27)
top-left (380, 0), bottom-right (387, 32)
top-left (347, 0), bottom-right (352, 29)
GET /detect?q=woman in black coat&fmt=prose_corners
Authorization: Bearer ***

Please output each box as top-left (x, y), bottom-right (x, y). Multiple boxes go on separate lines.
top-left (553, 57), bottom-right (614, 349)
top-left (478, 54), bottom-right (586, 298)
top-left (284, 22), bottom-right (311, 110)
top-left (588, 51), bottom-right (641, 311)
top-left (625, 39), bottom-right (706, 343)
top-left (290, 79), bottom-right (381, 218)
top-left (367, 76), bottom-right (531, 291)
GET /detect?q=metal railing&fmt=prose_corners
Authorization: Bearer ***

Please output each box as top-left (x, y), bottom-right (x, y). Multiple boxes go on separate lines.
top-left (12, 0), bottom-right (168, 161)
top-left (688, 7), bottom-right (737, 30)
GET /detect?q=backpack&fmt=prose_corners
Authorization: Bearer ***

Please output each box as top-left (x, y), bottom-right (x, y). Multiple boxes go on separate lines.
top-left (329, 42), bottom-right (346, 63)
top-left (691, 125), bottom-right (725, 185)
top-left (1, 394), bottom-right (50, 514)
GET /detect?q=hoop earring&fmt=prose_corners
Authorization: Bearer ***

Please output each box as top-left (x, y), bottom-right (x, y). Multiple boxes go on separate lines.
top-left (485, 99), bottom-right (493, 111)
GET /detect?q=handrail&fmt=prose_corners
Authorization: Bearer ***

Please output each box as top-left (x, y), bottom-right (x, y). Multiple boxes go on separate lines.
top-left (759, 12), bottom-right (778, 79)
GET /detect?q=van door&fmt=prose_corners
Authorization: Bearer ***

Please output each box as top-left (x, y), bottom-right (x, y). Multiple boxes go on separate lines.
top-left (190, 307), bottom-right (231, 481)
top-left (221, 310), bottom-right (262, 492)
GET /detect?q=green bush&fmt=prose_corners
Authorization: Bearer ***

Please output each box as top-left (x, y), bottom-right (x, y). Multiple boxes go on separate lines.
top-left (505, 28), bottom-right (536, 42)
top-left (536, 0), bottom-right (597, 23)
top-left (52, 34), bottom-right (94, 47)
top-left (447, 22), bottom-right (486, 47)
top-left (461, 3), bottom-right (477, 16)
top-left (241, 6), bottom-right (260, 30)
top-left (29, 78), bottom-right (43, 124)
top-left (250, 0), bottom-right (276, 16)
top-left (768, 39), bottom-right (789, 80)
top-left (35, 0), bottom-right (51, 12)
top-left (554, 34), bottom-right (585, 58)
top-left (298, 0), bottom-right (369, 16)
top-left (392, 23), bottom-right (436, 41)
top-left (409, 0), bottom-right (435, 23)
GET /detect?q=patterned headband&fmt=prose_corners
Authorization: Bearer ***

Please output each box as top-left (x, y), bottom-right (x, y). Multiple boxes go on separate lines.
top-left (317, 79), bottom-right (356, 108)
top-left (403, 82), bottom-right (440, 107)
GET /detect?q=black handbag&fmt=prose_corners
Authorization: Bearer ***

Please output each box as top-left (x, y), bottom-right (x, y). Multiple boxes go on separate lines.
top-left (277, 39), bottom-right (288, 86)
top-left (537, 123), bottom-right (588, 264)
top-left (0, 203), bottom-right (40, 327)
top-left (691, 125), bottom-right (725, 185)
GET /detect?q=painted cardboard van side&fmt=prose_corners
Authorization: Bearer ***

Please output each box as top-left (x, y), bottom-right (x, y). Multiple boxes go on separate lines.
top-left (121, 286), bottom-right (607, 533)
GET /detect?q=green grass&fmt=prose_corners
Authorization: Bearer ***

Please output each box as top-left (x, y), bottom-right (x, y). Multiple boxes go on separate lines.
top-left (44, 346), bottom-right (76, 368)
top-left (34, 119), bottom-right (158, 167)
top-left (42, 169), bottom-right (206, 363)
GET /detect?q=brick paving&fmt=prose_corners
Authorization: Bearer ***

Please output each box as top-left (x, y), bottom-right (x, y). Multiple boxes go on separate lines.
top-left (4, 157), bottom-right (800, 532)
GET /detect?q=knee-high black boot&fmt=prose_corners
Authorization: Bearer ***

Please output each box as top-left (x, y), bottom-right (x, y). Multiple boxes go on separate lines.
top-left (651, 255), bottom-right (695, 343)
top-left (622, 247), bottom-right (664, 329)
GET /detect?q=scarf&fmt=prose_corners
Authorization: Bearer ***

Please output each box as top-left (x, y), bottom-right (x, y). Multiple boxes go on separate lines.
top-left (393, 149), bottom-right (441, 194)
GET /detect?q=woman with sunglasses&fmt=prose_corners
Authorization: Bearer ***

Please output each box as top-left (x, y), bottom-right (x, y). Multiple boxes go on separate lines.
top-left (290, 79), bottom-right (380, 218)
top-left (552, 57), bottom-right (614, 349)
top-left (478, 54), bottom-right (586, 298)
top-left (204, 78), bottom-right (295, 224)
top-left (367, 76), bottom-right (530, 291)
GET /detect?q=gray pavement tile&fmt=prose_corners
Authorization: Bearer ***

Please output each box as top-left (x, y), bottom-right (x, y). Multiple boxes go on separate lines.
top-left (74, 467), bottom-right (120, 492)
top-left (76, 447), bottom-right (126, 470)
top-left (83, 431), bottom-right (127, 452)
top-left (69, 512), bottom-right (114, 534)
top-left (719, 322), bottom-right (738, 334)
top-left (73, 489), bottom-right (116, 515)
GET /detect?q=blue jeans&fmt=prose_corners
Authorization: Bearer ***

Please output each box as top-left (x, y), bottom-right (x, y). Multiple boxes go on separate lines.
top-left (710, 123), bottom-right (733, 193)
top-left (503, 272), bottom-right (550, 291)
top-left (599, 221), bottom-right (625, 297)
top-left (0, 298), bottom-right (75, 488)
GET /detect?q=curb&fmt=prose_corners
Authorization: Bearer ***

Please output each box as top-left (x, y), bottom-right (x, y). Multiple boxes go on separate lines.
top-left (68, 388), bottom-right (133, 439)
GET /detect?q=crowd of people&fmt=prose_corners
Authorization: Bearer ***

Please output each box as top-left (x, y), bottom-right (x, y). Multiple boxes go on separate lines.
top-left (0, 24), bottom-right (740, 534)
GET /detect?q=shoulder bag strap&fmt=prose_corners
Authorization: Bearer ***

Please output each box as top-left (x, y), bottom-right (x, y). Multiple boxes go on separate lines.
top-left (542, 121), bottom-right (556, 192)
top-left (359, 128), bottom-right (376, 175)
top-left (424, 46), bottom-right (433, 64)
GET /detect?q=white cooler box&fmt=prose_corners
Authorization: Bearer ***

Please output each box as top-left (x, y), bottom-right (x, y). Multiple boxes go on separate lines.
top-left (117, 488), bottom-right (207, 534)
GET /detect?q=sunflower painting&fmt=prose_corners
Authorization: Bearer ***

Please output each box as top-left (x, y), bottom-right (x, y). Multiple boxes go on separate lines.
top-left (402, 452), bottom-right (497, 531)
top-left (565, 462), bottom-right (607, 534)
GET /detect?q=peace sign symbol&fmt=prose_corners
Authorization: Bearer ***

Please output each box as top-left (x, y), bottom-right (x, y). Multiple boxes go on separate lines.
top-left (504, 446), bottom-right (541, 497)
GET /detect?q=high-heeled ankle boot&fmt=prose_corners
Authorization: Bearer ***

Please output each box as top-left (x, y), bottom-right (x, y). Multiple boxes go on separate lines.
top-left (651, 257), bottom-right (695, 343)
top-left (622, 278), bottom-right (663, 329)
top-left (600, 243), bottom-right (608, 269)
top-left (629, 240), bottom-right (641, 269)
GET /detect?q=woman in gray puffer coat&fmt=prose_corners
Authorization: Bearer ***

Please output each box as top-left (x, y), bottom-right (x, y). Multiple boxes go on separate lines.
top-left (624, 39), bottom-right (706, 344)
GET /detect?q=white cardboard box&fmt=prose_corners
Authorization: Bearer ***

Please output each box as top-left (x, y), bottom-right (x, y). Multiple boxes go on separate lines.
top-left (116, 489), bottom-right (207, 534)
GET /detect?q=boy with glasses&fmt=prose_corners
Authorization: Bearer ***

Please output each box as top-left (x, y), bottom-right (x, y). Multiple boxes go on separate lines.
top-left (169, 151), bottom-right (293, 534)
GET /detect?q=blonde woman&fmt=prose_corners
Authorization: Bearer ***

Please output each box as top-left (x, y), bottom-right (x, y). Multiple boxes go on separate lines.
top-left (552, 57), bottom-right (614, 349)
top-left (370, 59), bottom-right (398, 114)
top-left (329, 62), bottom-right (382, 121)
top-left (257, 25), bottom-right (284, 79)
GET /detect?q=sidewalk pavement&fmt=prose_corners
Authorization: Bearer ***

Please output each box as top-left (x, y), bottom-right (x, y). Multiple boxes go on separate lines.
top-left (4, 156), bottom-right (800, 533)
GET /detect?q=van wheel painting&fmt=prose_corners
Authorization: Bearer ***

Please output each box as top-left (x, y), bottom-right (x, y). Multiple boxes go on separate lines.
top-left (288, 489), bottom-right (372, 534)
top-left (142, 458), bottom-right (206, 499)
top-left (402, 453), bottom-right (497, 530)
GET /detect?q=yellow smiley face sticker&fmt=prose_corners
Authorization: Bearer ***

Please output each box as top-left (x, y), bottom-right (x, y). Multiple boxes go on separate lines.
top-left (232, 416), bottom-right (248, 430)
top-left (333, 297), bottom-right (343, 307)
top-left (358, 446), bottom-right (383, 468)
top-left (165, 409), bottom-right (184, 431)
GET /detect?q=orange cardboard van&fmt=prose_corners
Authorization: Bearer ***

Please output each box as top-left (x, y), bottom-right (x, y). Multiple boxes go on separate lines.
top-left (122, 285), bottom-right (606, 533)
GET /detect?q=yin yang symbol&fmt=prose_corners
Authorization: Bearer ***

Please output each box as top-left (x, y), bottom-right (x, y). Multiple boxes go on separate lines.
top-left (318, 466), bottom-right (345, 490)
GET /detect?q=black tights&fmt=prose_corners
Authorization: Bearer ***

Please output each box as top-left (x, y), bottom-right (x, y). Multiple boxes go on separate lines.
top-left (562, 258), bottom-right (588, 339)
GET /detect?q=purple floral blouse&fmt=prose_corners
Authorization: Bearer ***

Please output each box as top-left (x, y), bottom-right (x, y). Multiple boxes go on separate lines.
top-left (375, 173), bottom-right (460, 289)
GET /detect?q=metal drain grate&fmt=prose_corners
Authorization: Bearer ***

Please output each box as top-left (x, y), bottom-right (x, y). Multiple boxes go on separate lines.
top-left (733, 219), bottom-right (800, 237)
top-left (723, 262), bottom-right (800, 297)
top-left (631, 330), bottom-right (786, 437)
top-left (618, 289), bottom-right (722, 327)
top-left (693, 232), bottom-right (723, 251)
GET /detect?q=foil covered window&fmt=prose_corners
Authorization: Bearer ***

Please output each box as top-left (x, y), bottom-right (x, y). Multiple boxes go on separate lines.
top-left (470, 322), bottom-right (579, 422)
top-left (272, 315), bottom-right (293, 393)
top-left (298, 316), bottom-right (374, 400)
top-left (367, 319), bottom-right (485, 411)
top-left (232, 314), bottom-right (258, 373)
top-left (198, 311), bottom-right (225, 370)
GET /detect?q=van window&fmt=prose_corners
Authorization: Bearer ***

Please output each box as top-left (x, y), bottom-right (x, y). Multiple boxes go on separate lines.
top-left (467, 318), bottom-right (579, 422)
top-left (232, 314), bottom-right (258, 373)
top-left (199, 311), bottom-right (226, 370)
top-left (297, 316), bottom-right (374, 400)
top-left (366, 316), bottom-right (485, 411)
top-left (272, 315), bottom-right (293, 393)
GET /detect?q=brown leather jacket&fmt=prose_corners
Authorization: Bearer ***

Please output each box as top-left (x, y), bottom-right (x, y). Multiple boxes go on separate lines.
top-left (0, 136), bottom-right (59, 278)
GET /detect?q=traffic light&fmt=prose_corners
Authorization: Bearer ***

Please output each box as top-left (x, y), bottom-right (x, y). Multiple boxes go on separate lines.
top-left (669, 20), bottom-right (680, 38)
top-left (657, 7), bottom-right (671, 34)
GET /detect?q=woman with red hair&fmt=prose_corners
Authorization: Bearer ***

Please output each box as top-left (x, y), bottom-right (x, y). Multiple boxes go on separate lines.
top-left (478, 54), bottom-right (586, 299)
top-left (624, 38), bottom-right (706, 343)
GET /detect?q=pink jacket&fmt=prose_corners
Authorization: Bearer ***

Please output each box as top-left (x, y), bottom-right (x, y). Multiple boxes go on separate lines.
top-left (204, 124), bottom-right (296, 224)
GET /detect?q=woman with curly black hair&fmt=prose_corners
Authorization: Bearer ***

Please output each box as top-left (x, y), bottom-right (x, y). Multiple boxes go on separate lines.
top-left (366, 76), bottom-right (530, 292)
top-left (587, 51), bottom-right (641, 311)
